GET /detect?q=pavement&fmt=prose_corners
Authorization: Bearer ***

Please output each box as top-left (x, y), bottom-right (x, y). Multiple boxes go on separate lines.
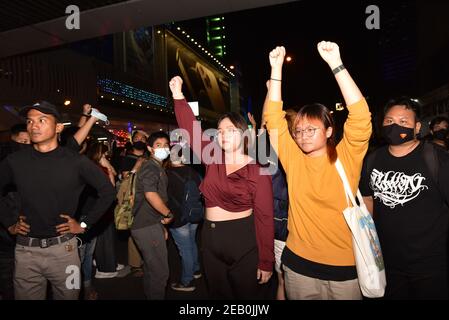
top-left (91, 229), bottom-right (219, 300)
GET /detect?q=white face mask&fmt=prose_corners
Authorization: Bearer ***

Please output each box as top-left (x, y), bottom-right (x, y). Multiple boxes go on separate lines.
top-left (153, 147), bottom-right (170, 161)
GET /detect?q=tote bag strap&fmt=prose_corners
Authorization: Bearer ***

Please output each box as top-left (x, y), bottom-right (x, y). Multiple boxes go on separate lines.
top-left (335, 158), bottom-right (358, 208)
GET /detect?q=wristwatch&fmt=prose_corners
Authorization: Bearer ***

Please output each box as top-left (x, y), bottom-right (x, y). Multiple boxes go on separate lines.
top-left (80, 221), bottom-right (89, 231)
top-left (164, 212), bottom-right (174, 219)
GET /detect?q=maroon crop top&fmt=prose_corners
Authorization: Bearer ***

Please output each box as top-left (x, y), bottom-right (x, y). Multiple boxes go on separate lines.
top-left (174, 98), bottom-right (274, 271)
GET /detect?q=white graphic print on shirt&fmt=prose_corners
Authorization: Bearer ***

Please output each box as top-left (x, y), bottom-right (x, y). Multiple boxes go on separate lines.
top-left (370, 169), bottom-right (428, 209)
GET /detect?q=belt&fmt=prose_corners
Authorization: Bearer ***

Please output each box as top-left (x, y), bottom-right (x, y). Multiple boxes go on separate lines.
top-left (16, 233), bottom-right (75, 248)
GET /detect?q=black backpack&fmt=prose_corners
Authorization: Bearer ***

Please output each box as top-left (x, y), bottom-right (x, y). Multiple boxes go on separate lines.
top-left (170, 170), bottom-right (204, 224)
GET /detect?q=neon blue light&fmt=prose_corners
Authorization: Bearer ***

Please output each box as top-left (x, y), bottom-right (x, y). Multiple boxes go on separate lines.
top-left (97, 78), bottom-right (168, 108)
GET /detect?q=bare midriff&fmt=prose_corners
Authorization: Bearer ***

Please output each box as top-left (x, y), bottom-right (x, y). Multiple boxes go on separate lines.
top-left (206, 206), bottom-right (252, 221)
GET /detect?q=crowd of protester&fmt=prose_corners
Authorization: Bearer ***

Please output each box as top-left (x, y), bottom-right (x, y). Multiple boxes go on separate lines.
top-left (1, 41), bottom-right (449, 300)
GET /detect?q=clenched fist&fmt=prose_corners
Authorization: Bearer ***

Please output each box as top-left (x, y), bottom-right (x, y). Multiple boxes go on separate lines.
top-left (317, 41), bottom-right (343, 69)
top-left (82, 104), bottom-right (92, 115)
top-left (169, 76), bottom-right (184, 99)
top-left (269, 46), bottom-right (286, 69)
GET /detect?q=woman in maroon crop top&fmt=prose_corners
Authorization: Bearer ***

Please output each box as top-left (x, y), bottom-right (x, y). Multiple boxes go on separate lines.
top-left (169, 76), bottom-right (274, 299)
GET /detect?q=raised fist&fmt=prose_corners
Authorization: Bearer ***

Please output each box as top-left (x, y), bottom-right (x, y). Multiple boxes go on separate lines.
top-left (169, 76), bottom-right (184, 99)
top-left (83, 104), bottom-right (92, 115)
top-left (317, 41), bottom-right (342, 69)
top-left (269, 46), bottom-right (286, 68)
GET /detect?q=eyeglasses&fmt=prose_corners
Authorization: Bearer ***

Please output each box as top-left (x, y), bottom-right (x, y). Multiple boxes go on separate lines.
top-left (214, 128), bottom-right (241, 139)
top-left (293, 127), bottom-right (322, 138)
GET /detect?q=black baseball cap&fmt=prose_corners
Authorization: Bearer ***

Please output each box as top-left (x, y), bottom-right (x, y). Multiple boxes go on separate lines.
top-left (19, 101), bottom-right (62, 122)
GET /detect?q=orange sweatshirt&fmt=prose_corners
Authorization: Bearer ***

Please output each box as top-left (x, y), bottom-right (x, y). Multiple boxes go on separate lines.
top-left (264, 99), bottom-right (372, 266)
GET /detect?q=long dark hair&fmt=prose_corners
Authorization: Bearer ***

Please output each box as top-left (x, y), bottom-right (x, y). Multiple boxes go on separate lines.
top-left (217, 112), bottom-right (250, 155)
top-left (86, 142), bottom-right (109, 164)
top-left (293, 103), bottom-right (337, 163)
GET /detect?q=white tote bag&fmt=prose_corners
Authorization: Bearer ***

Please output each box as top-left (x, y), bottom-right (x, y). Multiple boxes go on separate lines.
top-left (335, 158), bottom-right (386, 298)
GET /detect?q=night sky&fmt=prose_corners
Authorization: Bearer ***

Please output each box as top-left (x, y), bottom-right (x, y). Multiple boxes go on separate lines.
top-left (180, 0), bottom-right (448, 128)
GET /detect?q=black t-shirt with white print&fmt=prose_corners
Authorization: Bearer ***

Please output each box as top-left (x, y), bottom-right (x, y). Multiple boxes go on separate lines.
top-left (360, 142), bottom-right (449, 274)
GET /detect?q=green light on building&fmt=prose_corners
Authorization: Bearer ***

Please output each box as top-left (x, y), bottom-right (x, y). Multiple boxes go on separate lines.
top-left (206, 16), bottom-right (227, 57)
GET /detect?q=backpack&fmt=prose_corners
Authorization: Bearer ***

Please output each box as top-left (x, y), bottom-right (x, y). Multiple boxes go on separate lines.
top-left (170, 170), bottom-right (204, 224)
top-left (114, 172), bottom-right (137, 230)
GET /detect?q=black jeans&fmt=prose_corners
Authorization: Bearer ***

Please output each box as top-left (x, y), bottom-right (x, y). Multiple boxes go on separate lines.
top-left (0, 248), bottom-right (14, 300)
top-left (385, 268), bottom-right (449, 300)
top-left (201, 215), bottom-right (267, 300)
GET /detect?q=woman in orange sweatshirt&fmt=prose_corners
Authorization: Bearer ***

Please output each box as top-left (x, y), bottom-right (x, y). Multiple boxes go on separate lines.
top-left (264, 42), bottom-right (372, 300)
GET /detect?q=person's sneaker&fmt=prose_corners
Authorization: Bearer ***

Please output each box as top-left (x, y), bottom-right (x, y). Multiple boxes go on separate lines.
top-left (94, 271), bottom-right (118, 279)
top-left (171, 281), bottom-right (196, 292)
top-left (116, 265), bottom-right (131, 278)
top-left (90, 108), bottom-right (109, 124)
top-left (193, 271), bottom-right (202, 279)
top-left (116, 264), bottom-right (125, 271)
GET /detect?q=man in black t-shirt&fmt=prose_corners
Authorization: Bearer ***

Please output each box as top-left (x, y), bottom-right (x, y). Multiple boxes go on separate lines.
top-left (360, 97), bottom-right (449, 300)
top-left (119, 130), bottom-right (149, 178)
top-left (0, 101), bottom-right (116, 300)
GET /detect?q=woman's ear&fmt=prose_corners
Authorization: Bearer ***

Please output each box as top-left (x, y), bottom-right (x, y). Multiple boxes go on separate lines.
top-left (326, 127), bottom-right (333, 139)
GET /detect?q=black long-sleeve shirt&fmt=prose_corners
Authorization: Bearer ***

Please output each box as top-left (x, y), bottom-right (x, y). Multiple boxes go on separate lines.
top-left (0, 145), bottom-right (116, 238)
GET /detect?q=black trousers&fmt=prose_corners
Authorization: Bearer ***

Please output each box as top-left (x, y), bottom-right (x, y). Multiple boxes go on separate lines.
top-left (201, 215), bottom-right (266, 300)
top-left (384, 267), bottom-right (449, 300)
top-left (94, 222), bottom-right (118, 273)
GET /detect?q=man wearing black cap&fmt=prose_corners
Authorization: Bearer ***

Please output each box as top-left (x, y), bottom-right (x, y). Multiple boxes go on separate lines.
top-left (0, 101), bottom-right (116, 300)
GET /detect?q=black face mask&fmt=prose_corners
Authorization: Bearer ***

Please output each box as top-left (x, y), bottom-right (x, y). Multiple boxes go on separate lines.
top-left (382, 123), bottom-right (415, 146)
top-left (133, 141), bottom-right (147, 151)
top-left (432, 129), bottom-right (449, 141)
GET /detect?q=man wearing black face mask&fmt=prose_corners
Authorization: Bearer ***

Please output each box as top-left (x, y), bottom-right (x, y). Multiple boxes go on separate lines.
top-left (359, 97), bottom-right (449, 300)
top-left (119, 130), bottom-right (149, 179)
top-left (429, 116), bottom-right (449, 151)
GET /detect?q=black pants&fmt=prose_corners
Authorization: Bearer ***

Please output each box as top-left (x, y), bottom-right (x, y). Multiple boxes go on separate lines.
top-left (385, 268), bottom-right (449, 300)
top-left (94, 222), bottom-right (118, 273)
top-left (0, 248), bottom-right (14, 300)
top-left (201, 215), bottom-right (266, 300)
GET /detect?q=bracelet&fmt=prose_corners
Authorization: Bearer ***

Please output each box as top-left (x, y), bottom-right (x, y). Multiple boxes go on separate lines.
top-left (164, 212), bottom-right (174, 219)
top-left (270, 78), bottom-right (282, 82)
top-left (332, 64), bottom-right (346, 75)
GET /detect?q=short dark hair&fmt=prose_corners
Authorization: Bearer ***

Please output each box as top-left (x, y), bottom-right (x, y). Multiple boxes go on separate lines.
top-left (384, 97), bottom-right (422, 121)
top-left (147, 131), bottom-right (170, 147)
top-left (429, 116), bottom-right (449, 131)
top-left (132, 130), bottom-right (147, 141)
top-left (10, 123), bottom-right (27, 136)
top-left (294, 103), bottom-right (337, 163)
